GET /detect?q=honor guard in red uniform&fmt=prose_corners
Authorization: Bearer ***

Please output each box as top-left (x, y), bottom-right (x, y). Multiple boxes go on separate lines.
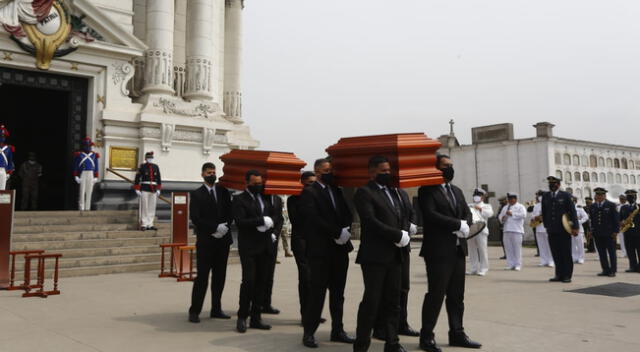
top-left (73, 137), bottom-right (99, 211)
top-left (134, 151), bottom-right (162, 231)
top-left (0, 125), bottom-right (15, 190)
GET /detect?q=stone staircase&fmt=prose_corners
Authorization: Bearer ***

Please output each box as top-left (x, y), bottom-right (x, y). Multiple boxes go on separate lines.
top-left (10, 210), bottom-right (198, 278)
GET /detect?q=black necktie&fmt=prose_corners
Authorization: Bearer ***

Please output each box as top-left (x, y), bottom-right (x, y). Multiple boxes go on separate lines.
top-left (445, 184), bottom-right (457, 208)
top-left (325, 186), bottom-right (336, 210)
top-left (384, 187), bottom-right (402, 215)
top-left (210, 188), bottom-right (217, 204)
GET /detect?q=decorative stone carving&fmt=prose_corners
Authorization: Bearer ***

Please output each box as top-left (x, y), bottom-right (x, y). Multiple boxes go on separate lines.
top-left (184, 56), bottom-right (212, 99)
top-left (223, 91), bottom-right (242, 123)
top-left (140, 127), bottom-right (161, 139)
top-left (112, 62), bottom-right (135, 96)
top-left (161, 123), bottom-right (174, 151)
top-left (203, 128), bottom-right (215, 155)
top-left (143, 50), bottom-right (173, 91)
top-left (174, 130), bottom-right (202, 142)
top-left (152, 97), bottom-right (218, 119)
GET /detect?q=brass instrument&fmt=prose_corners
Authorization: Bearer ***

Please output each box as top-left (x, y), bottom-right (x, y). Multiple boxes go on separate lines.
top-left (621, 204), bottom-right (639, 233)
top-left (530, 216), bottom-right (542, 228)
top-left (562, 214), bottom-right (577, 237)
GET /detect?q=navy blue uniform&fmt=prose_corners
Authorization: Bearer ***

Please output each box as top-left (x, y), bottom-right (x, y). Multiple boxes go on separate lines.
top-left (133, 163), bottom-right (162, 192)
top-left (589, 200), bottom-right (620, 274)
top-left (541, 190), bottom-right (578, 280)
top-left (619, 203), bottom-right (640, 271)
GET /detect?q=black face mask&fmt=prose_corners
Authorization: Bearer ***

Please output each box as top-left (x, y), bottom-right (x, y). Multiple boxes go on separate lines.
top-left (248, 185), bottom-right (263, 195)
top-left (627, 195), bottom-right (636, 204)
top-left (204, 175), bottom-right (217, 185)
top-left (375, 173), bottom-right (392, 186)
top-left (441, 166), bottom-right (454, 182)
top-left (320, 172), bottom-right (335, 185)
top-left (549, 183), bottom-right (559, 192)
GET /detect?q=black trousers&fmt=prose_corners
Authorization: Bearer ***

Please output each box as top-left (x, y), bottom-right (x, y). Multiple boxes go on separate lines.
top-left (354, 262), bottom-right (402, 351)
top-left (304, 252), bottom-right (349, 335)
top-left (292, 237), bottom-right (311, 320)
top-left (498, 228), bottom-right (506, 256)
top-left (548, 232), bottom-right (573, 280)
top-left (533, 228), bottom-right (540, 255)
top-left (189, 242), bottom-right (230, 315)
top-left (624, 233), bottom-right (640, 271)
top-left (420, 248), bottom-right (465, 338)
top-left (21, 183), bottom-right (38, 210)
top-left (594, 235), bottom-right (617, 274)
top-left (375, 253), bottom-right (411, 331)
top-left (264, 238), bottom-right (279, 308)
top-left (238, 249), bottom-right (270, 319)
top-left (586, 232), bottom-right (596, 252)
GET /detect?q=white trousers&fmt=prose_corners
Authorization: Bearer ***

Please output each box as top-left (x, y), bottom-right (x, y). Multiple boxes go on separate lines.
top-left (78, 171), bottom-right (94, 211)
top-left (504, 231), bottom-right (523, 268)
top-left (572, 232), bottom-right (585, 262)
top-left (536, 230), bottom-right (554, 266)
top-left (619, 232), bottom-right (627, 257)
top-left (139, 191), bottom-right (157, 227)
top-left (468, 232), bottom-right (489, 273)
top-left (0, 168), bottom-right (6, 190)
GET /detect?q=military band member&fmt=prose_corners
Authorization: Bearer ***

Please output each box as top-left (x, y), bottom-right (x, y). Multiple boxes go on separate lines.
top-left (233, 170), bottom-right (277, 333)
top-left (0, 125), bottom-right (15, 191)
top-left (353, 156), bottom-right (410, 352)
top-left (589, 187), bottom-right (620, 277)
top-left (541, 176), bottom-right (579, 283)
top-left (571, 197), bottom-right (589, 264)
top-left (18, 152), bottom-right (42, 210)
top-left (498, 193), bottom-right (526, 271)
top-left (73, 137), bottom-right (99, 211)
top-left (467, 188), bottom-right (494, 276)
top-left (532, 190), bottom-right (554, 267)
top-left (620, 190), bottom-right (640, 273)
top-left (584, 197), bottom-right (596, 253)
top-left (133, 151), bottom-right (162, 231)
top-left (617, 194), bottom-right (628, 258)
top-left (301, 158), bottom-right (355, 348)
top-left (188, 162), bottom-right (233, 323)
top-left (262, 193), bottom-right (285, 315)
top-left (496, 196), bottom-right (508, 260)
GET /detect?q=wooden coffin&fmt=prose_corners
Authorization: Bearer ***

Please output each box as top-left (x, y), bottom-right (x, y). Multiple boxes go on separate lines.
top-left (219, 150), bottom-right (307, 195)
top-left (325, 133), bottom-right (444, 188)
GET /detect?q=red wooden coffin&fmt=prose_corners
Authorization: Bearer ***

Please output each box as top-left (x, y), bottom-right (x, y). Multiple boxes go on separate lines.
top-left (219, 150), bottom-right (307, 195)
top-left (325, 133), bottom-right (444, 188)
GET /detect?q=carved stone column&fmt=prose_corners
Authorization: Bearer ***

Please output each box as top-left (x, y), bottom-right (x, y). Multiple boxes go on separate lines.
top-left (142, 0), bottom-right (175, 95)
top-left (224, 0), bottom-right (244, 124)
top-left (184, 0), bottom-right (214, 101)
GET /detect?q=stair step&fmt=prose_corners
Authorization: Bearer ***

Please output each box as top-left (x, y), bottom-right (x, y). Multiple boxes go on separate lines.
top-left (13, 216), bottom-right (138, 226)
top-left (13, 253), bottom-right (161, 270)
top-left (12, 237), bottom-right (174, 250)
top-left (13, 223), bottom-right (143, 234)
top-left (14, 210), bottom-right (137, 218)
top-left (12, 229), bottom-right (175, 242)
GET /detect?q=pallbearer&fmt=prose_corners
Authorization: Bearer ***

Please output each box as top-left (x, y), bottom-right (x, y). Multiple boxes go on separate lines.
top-left (0, 125), bottom-right (15, 190)
top-left (133, 152), bottom-right (162, 231)
top-left (571, 196), bottom-right (589, 264)
top-left (584, 197), bottom-right (596, 253)
top-left (498, 193), bottom-right (526, 271)
top-left (531, 190), bottom-right (554, 267)
top-left (73, 137), bottom-right (99, 211)
top-left (262, 192), bottom-right (285, 315)
top-left (541, 176), bottom-right (578, 283)
top-left (467, 188), bottom-right (493, 276)
top-left (620, 190), bottom-right (640, 273)
top-left (589, 188), bottom-right (619, 277)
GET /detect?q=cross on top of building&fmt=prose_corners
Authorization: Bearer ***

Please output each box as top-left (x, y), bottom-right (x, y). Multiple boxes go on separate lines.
top-left (449, 119), bottom-right (455, 136)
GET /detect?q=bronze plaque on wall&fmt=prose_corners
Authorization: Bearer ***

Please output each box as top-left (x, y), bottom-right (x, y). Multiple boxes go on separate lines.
top-left (109, 146), bottom-right (139, 171)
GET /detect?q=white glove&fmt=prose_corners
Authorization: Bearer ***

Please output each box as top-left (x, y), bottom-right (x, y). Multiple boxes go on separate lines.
top-left (211, 232), bottom-right (224, 239)
top-left (135, 190), bottom-right (142, 197)
top-left (334, 227), bottom-right (351, 245)
top-left (216, 223), bottom-right (229, 236)
top-left (92, 178), bottom-right (98, 184)
top-left (395, 230), bottom-right (410, 247)
top-left (257, 216), bottom-right (274, 232)
top-left (453, 230), bottom-right (467, 239)
top-left (74, 176), bottom-right (81, 184)
top-left (271, 234), bottom-right (277, 243)
top-left (409, 223), bottom-right (418, 236)
top-left (155, 190), bottom-right (161, 196)
top-left (458, 221), bottom-right (470, 236)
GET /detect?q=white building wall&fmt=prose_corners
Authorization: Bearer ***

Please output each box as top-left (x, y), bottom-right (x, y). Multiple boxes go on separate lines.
top-left (94, 0), bottom-right (135, 34)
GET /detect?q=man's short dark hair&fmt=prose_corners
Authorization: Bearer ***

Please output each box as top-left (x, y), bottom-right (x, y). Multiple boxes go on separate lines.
top-left (368, 155), bottom-right (389, 171)
top-left (314, 158), bottom-right (330, 170)
top-left (202, 162), bottom-right (216, 172)
top-left (436, 154), bottom-right (450, 168)
top-left (301, 171), bottom-right (315, 182)
top-left (245, 169), bottom-right (261, 181)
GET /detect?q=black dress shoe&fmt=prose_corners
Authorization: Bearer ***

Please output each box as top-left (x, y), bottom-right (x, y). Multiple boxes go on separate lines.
top-left (625, 269), bottom-right (636, 273)
top-left (449, 333), bottom-right (482, 349)
top-left (188, 313), bottom-right (200, 323)
top-left (303, 334), bottom-right (318, 348)
top-left (419, 338), bottom-right (442, 352)
top-left (148, 226), bottom-right (158, 231)
top-left (249, 319), bottom-right (272, 330)
top-left (561, 278), bottom-right (572, 283)
top-left (597, 272), bottom-right (609, 276)
top-left (236, 318), bottom-right (247, 333)
top-left (140, 226), bottom-right (146, 231)
top-left (262, 306), bottom-right (280, 314)
top-left (211, 310), bottom-right (231, 319)
top-left (398, 325), bottom-right (420, 337)
top-left (372, 329), bottom-right (386, 341)
top-left (384, 343), bottom-right (408, 352)
top-left (330, 330), bottom-right (355, 344)
top-left (499, 256), bottom-right (506, 260)
top-left (608, 272), bottom-right (616, 277)
top-left (549, 277), bottom-right (561, 282)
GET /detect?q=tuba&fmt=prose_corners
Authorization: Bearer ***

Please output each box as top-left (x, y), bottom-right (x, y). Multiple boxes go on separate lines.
top-left (621, 204), bottom-right (639, 233)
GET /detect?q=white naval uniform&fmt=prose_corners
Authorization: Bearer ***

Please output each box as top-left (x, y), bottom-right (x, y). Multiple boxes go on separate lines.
top-left (572, 206), bottom-right (589, 263)
top-left (139, 189), bottom-right (158, 228)
top-left (617, 203), bottom-right (627, 258)
top-left (498, 202), bottom-right (526, 269)
top-left (78, 170), bottom-right (95, 211)
top-left (532, 203), bottom-right (554, 267)
top-left (467, 201), bottom-right (494, 275)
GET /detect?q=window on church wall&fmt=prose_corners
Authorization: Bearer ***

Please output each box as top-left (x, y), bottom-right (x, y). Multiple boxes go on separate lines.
top-left (615, 174), bottom-right (622, 183)
top-left (600, 172), bottom-right (606, 182)
top-left (565, 171), bottom-right (572, 182)
top-left (624, 175), bottom-right (629, 184)
top-left (621, 158), bottom-right (628, 169)
top-left (607, 172), bottom-right (613, 183)
top-left (574, 172), bottom-right (581, 181)
top-left (554, 153), bottom-right (562, 165)
top-left (583, 172), bottom-right (590, 182)
top-left (607, 158), bottom-right (613, 167)
top-left (614, 158), bottom-right (620, 168)
top-left (591, 172), bottom-right (598, 182)
top-left (556, 170), bottom-right (563, 180)
top-left (630, 160), bottom-right (635, 169)
top-left (564, 154), bottom-right (571, 165)
top-left (632, 175), bottom-right (637, 184)
top-left (599, 157), bottom-right (605, 167)
top-left (572, 155), bottom-right (580, 166)
top-left (590, 155), bottom-right (598, 167)
top-left (585, 187), bottom-right (592, 198)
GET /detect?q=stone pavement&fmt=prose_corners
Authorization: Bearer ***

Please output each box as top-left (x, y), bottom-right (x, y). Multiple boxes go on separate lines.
top-left (1, 244), bottom-right (640, 352)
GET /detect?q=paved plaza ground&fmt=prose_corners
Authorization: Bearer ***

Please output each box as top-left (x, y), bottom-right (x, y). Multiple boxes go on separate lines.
top-left (2, 244), bottom-right (640, 352)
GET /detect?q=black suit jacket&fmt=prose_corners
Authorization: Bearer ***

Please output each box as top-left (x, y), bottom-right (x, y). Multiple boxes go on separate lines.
top-left (232, 191), bottom-right (279, 256)
top-left (418, 184), bottom-right (472, 258)
top-left (190, 184), bottom-right (233, 246)
top-left (299, 181), bottom-right (354, 258)
top-left (354, 181), bottom-right (414, 265)
top-left (589, 200), bottom-right (620, 237)
top-left (269, 194), bottom-right (285, 238)
top-left (541, 190), bottom-right (579, 234)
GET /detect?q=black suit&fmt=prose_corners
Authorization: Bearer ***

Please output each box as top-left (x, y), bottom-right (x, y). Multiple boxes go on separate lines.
top-left (264, 195), bottom-right (284, 308)
top-left (287, 194), bottom-right (311, 320)
top-left (620, 203), bottom-right (640, 271)
top-left (353, 181), bottom-right (409, 351)
top-left (233, 190), bottom-right (277, 320)
top-left (418, 183), bottom-right (472, 339)
top-left (589, 200), bottom-right (620, 274)
top-left (188, 184), bottom-right (233, 316)
top-left (301, 181), bottom-right (353, 335)
top-left (541, 190), bottom-right (579, 279)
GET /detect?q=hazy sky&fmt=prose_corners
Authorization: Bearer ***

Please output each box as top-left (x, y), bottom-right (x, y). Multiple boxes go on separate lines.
top-left (243, 0), bottom-right (640, 166)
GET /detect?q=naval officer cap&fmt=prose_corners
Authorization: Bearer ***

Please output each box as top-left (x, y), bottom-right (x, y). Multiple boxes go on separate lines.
top-left (625, 189), bottom-right (638, 195)
top-left (593, 187), bottom-right (608, 195)
top-left (546, 176), bottom-right (561, 183)
top-left (507, 192), bottom-right (518, 199)
top-left (473, 188), bottom-right (487, 195)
